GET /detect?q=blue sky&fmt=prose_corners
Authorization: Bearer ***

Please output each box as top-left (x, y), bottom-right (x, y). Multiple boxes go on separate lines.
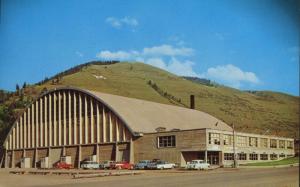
top-left (0, 0), bottom-right (299, 95)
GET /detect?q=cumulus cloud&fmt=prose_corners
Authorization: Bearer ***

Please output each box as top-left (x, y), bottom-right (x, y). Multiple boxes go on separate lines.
top-left (143, 44), bottom-right (194, 57)
top-left (95, 45), bottom-right (260, 89)
top-left (203, 64), bottom-right (260, 88)
top-left (105, 16), bottom-right (138, 28)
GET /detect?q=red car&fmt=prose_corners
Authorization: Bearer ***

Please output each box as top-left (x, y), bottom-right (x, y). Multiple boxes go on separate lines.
top-left (54, 162), bottom-right (73, 169)
top-left (110, 161), bottom-right (134, 170)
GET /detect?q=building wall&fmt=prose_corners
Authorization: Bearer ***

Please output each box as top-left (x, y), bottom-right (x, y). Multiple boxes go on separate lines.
top-left (2, 89), bottom-right (133, 168)
top-left (206, 129), bottom-right (295, 166)
top-left (134, 129), bottom-right (206, 166)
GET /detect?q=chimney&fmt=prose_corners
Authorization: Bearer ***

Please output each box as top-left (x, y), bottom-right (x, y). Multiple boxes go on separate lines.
top-left (190, 95), bottom-right (195, 109)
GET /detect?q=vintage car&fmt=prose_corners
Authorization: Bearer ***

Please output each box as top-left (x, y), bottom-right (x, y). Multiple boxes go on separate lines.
top-left (186, 160), bottom-right (210, 170)
top-left (81, 161), bottom-right (100, 169)
top-left (110, 161), bottom-right (134, 170)
top-left (147, 160), bottom-right (175, 170)
top-left (134, 160), bottom-right (151, 169)
top-left (99, 160), bottom-right (114, 169)
top-left (54, 162), bottom-right (73, 169)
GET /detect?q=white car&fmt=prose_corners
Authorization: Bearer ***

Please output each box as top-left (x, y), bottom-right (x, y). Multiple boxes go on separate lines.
top-left (81, 161), bottom-right (100, 169)
top-left (148, 160), bottom-right (175, 170)
top-left (186, 160), bottom-right (210, 170)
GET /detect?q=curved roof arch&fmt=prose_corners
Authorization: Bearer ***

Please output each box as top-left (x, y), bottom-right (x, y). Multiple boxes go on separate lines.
top-left (3, 86), bottom-right (233, 147)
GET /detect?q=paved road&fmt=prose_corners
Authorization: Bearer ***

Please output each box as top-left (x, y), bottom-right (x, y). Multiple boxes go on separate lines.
top-left (1, 167), bottom-right (299, 187)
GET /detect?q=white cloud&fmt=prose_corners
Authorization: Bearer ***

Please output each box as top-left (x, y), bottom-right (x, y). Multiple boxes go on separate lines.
top-left (143, 44), bottom-right (194, 57)
top-left (121, 17), bottom-right (138, 26)
top-left (96, 50), bottom-right (133, 60)
top-left (145, 58), bottom-right (167, 70)
top-left (75, 51), bottom-right (84, 57)
top-left (203, 64), bottom-right (260, 88)
top-left (95, 45), bottom-right (260, 89)
top-left (105, 16), bottom-right (138, 28)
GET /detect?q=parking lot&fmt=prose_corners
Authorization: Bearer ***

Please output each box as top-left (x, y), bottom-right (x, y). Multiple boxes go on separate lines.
top-left (0, 166), bottom-right (298, 187)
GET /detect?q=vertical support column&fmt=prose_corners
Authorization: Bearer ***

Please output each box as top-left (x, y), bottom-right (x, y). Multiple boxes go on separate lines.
top-left (68, 91), bottom-right (72, 145)
top-left (73, 92), bottom-right (77, 145)
top-left (122, 125), bottom-right (126, 142)
top-left (205, 150), bottom-right (208, 163)
top-left (78, 145), bottom-right (82, 168)
top-left (12, 128), bottom-right (16, 150)
top-left (9, 134), bottom-right (12, 151)
top-left (102, 107), bottom-right (106, 143)
top-left (96, 144), bottom-right (99, 163)
top-left (90, 99), bottom-right (94, 143)
top-left (44, 95), bottom-right (48, 147)
top-left (11, 150), bottom-right (15, 168)
top-left (79, 94), bottom-right (82, 144)
top-left (84, 96), bottom-right (88, 144)
top-left (34, 149), bottom-right (38, 168)
top-left (109, 112), bottom-right (112, 142)
top-left (116, 119), bottom-right (119, 142)
top-left (49, 94), bottom-right (52, 146)
top-left (20, 117), bottom-right (23, 148)
top-left (24, 111), bottom-right (27, 148)
top-left (35, 101), bottom-right (39, 148)
top-left (27, 107), bottom-right (31, 148)
top-left (31, 104), bottom-right (34, 148)
top-left (115, 143), bottom-right (118, 161)
top-left (58, 92), bottom-right (62, 145)
top-left (129, 137), bottom-right (134, 163)
top-left (63, 92), bottom-right (67, 145)
top-left (16, 122), bottom-right (19, 149)
top-left (40, 97), bottom-right (43, 147)
top-left (53, 93), bottom-right (57, 146)
top-left (96, 104), bottom-right (100, 143)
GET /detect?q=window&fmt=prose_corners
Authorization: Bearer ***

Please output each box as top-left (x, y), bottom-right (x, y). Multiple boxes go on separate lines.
top-left (223, 135), bottom-right (233, 145)
top-left (249, 154), bottom-right (258, 160)
top-left (260, 138), bottom-right (268, 148)
top-left (238, 153), bottom-right (247, 160)
top-left (270, 139), bottom-right (277, 148)
top-left (209, 133), bottom-right (220, 145)
top-left (158, 135), bottom-right (176, 148)
top-left (279, 154), bottom-right (285, 158)
top-left (260, 154), bottom-right (268, 160)
top-left (279, 140), bottom-right (285, 149)
top-left (249, 137), bottom-right (258, 147)
top-left (237, 136), bottom-right (247, 147)
top-left (287, 141), bottom-right (293, 149)
top-left (224, 153), bottom-right (234, 160)
top-left (270, 154), bottom-right (278, 160)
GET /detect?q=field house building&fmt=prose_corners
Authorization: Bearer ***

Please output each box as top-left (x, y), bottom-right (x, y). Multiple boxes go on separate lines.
top-left (1, 87), bottom-right (295, 168)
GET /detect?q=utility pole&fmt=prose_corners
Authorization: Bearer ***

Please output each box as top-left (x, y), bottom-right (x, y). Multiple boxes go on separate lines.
top-left (232, 123), bottom-right (238, 168)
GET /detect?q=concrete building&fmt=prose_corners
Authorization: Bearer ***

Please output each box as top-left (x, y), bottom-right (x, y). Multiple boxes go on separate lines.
top-left (0, 87), bottom-right (294, 168)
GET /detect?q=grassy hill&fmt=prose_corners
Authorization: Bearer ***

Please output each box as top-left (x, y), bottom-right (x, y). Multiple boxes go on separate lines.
top-left (0, 62), bottom-right (299, 145)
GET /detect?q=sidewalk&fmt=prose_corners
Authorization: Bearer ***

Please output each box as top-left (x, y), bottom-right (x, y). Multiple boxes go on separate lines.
top-left (238, 163), bottom-right (299, 169)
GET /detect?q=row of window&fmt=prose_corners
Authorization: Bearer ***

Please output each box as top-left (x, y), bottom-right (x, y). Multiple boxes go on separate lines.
top-left (224, 153), bottom-right (288, 161)
top-left (209, 133), bottom-right (293, 149)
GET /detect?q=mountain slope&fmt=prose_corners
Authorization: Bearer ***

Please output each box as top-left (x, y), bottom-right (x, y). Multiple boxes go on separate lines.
top-left (1, 62), bottom-right (299, 142)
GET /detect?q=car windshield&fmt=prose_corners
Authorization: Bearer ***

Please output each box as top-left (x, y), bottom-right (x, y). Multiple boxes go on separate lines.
top-left (139, 160), bottom-right (148, 163)
top-left (157, 161), bottom-right (165, 164)
top-left (190, 161), bottom-right (198, 164)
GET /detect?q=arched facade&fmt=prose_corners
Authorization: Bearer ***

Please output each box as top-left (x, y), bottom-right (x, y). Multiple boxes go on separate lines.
top-left (2, 88), bottom-right (134, 168)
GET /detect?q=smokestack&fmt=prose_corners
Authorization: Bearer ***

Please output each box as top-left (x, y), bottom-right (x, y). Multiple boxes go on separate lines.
top-left (190, 95), bottom-right (195, 109)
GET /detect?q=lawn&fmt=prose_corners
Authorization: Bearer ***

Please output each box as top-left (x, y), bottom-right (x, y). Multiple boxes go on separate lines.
top-left (242, 157), bottom-right (299, 166)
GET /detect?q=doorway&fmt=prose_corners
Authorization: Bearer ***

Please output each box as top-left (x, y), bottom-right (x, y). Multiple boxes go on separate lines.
top-left (207, 151), bottom-right (219, 165)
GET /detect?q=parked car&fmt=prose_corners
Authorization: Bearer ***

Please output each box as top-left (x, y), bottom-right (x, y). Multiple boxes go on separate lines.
top-left (81, 161), bottom-right (100, 169)
top-left (110, 161), bottom-right (134, 170)
top-left (99, 160), bottom-right (114, 169)
top-left (134, 160), bottom-right (151, 169)
top-left (54, 162), bottom-right (73, 169)
top-left (186, 160), bottom-right (210, 170)
top-left (147, 160), bottom-right (175, 170)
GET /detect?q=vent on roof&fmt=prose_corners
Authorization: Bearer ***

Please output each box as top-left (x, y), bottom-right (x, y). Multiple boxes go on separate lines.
top-left (171, 128), bottom-right (180, 131)
top-left (155, 127), bottom-right (166, 132)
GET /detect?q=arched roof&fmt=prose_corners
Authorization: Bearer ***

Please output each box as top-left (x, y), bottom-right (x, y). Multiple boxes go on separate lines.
top-left (88, 89), bottom-right (233, 133)
top-left (4, 86), bottom-right (233, 146)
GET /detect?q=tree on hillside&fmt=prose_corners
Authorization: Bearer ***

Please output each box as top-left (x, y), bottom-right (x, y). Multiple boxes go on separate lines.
top-left (22, 82), bottom-right (27, 89)
top-left (16, 84), bottom-right (20, 92)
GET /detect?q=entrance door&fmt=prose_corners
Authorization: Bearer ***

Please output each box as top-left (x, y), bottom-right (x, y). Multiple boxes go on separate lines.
top-left (207, 151), bottom-right (219, 165)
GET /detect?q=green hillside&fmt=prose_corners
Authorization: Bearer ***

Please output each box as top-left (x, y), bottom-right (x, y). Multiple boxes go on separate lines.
top-left (0, 62), bottom-right (299, 145)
